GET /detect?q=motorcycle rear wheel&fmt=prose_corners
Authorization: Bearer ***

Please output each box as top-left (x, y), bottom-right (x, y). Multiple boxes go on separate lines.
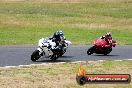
top-left (59, 50), bottom-right (66, 56)
top-left (50, 54), bottom-right (59, 61)
top-left (31, 50), bottom-right (41, 62)
top-left (87, 46), bottom-right (95, 55)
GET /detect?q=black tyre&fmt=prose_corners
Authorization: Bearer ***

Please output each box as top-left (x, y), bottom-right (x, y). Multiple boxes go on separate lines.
top-left (60, 50), bottom-right (66, 56)
top-left (104, 48), bottom-right (112, 55)
top-left (104, 53), bottom-right (108, 55)
top-left (76, 75), bottom-right (87, 85)
top-left (31, 50), bottom-right (40, 62)
top-left (87, 46), bottom-right (95, 55)
top-left (50, 54), bottom-right (58, 61)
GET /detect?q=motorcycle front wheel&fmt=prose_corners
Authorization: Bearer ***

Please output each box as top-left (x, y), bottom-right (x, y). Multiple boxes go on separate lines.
top-left (31, 50), bottom-right (41, 62)
top-left (104, 47), bottom-right (112, 55)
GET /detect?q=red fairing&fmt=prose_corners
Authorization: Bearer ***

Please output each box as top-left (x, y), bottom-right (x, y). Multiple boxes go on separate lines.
top-left (87, 37), bottom-right (117, 55)
top-left (94, 38), bottom-right (108, 47)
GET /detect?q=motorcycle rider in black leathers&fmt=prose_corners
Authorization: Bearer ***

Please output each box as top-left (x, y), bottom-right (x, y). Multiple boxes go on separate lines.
top-left (50, 30), bottom-right (66, 50)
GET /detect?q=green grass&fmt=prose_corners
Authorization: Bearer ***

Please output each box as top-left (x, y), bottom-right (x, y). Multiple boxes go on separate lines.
top-left (0, 0), bottom-right (132, 45)
top-left (0, 60), bottom-right (132, 88)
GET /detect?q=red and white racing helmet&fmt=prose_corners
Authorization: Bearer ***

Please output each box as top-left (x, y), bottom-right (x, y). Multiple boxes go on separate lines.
top-left (105, 32), bottom-right (112, 40)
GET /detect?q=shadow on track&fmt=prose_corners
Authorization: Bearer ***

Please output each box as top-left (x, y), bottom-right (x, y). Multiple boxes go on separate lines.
top-left (34, 56), bottom-right (74, 63)
top-left (93, 54), bottom-right (119, 56)
top-left (60, 56), bottom-right (74, 58)
top-left (35, 60), bottom-right (71, 63)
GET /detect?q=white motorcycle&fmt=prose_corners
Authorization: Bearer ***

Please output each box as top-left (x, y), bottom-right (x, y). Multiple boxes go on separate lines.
top-left (31, 37), bottom-right (71, 61)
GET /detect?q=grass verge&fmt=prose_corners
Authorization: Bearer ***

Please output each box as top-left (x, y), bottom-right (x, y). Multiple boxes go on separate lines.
top-left (0, 60), bottom-right (132, 88)
top-left (0, 0), bottom-right (132, 45)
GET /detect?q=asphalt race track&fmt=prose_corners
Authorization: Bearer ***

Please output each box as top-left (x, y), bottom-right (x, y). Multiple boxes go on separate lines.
top-left (0, 45), bottom-right (132, 67)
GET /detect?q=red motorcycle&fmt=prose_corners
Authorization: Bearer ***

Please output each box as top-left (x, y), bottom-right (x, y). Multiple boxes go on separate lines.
top-left (87, 38), bottom-right (117, 55)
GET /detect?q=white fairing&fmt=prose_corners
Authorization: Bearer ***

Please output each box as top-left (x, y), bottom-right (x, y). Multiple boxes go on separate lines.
top-left (48, 40), bottom-right (56, 49)
top-left (37, 37), bottom-right (71, 58)
top-left (37, 37), bottom-right (56, 57)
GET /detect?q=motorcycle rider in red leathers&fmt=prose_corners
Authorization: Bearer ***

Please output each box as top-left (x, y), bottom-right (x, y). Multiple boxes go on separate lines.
top-left (100, 32), bottom-right (113, 48)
